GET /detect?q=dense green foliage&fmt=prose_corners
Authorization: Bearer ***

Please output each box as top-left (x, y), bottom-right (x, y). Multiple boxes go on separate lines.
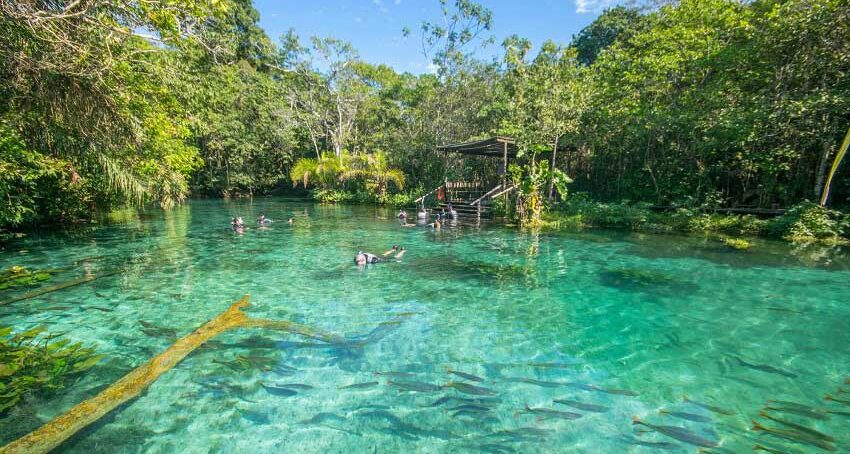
top-left (1, 0), bottom-right (849, 241)
top-left (0, 325), bottom-right (102, 414)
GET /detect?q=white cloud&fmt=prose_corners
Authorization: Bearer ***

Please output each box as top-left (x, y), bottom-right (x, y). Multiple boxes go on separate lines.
top-left (354, 16), bottom-right (363, 23)
top-left (574, 0), bottom-right (616, 13)
top-left (426, 62), bottom-right (438, 74)
top-left (372, 0), bottom-right (389, 13)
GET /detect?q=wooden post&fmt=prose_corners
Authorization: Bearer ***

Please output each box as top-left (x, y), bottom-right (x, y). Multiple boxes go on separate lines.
top-left (502, 141), bottom-right (508, 204)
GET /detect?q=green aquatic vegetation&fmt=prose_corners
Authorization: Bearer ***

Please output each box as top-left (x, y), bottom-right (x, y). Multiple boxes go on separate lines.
top-left (722, 238), bottom-right (752, 250)
top-left (0, 266), bottom-right (51, 291)
top-left (0, 325), bottom-right (103, 415)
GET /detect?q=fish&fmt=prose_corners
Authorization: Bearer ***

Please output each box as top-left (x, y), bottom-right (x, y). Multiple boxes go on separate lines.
top-left (239, 409), bottom-right (270, 425)
top-left (765, 405), bottom-right (829, 421)
top-left (753, 444), bottom-right (804, 454)
top-left (447, 368), bottom-right (485, 382)
top-left (448, 404), bottom-right (493, 413)
top-left (731, 356), bottom-right (798, 378)
top-left (519, 404), bottom-right (582, 420)
top-left (374, 371), bottom-right (415, 378)
top-left (567, 382), bottom-right (638, 396)
top-left (759, 411), bottom-right (835, 442)
top-left (619, 435), bottom-right (679, 450)
top-left (490, 427), bottom-right (553, 441)
top-left (260, 384), bottom-right (298, 397)
top-left (553, 399), bottom-right (608, 413)
top-left (141, 327), bottom-right (178, 338)
top-left (271, 383), bottom-right (312, 390)
top-left (683, 395), bottom-right (735, 415)
top-left (387, 380), bottom-right (441, 393)
top-left (632, 417), bottom-right (718, 448)
top-left (452, 409), bottom-right (499, 423)
top-left (423, 396), bottom-right (501, 408)
top-left (298, 412), bottom-right (347, 425)
top-left (659, 409), bottom-right (712, 423)
top-left (824, 394), bottom-right (850, 405)
top-left (466, 443), bottom-right (515, 454)
top-left (525, 362), bottom-right (578, 369)
top-left (751, 420), bottom-right (836, 451)
top-left (340, 381), bottom-right (379, 390)
top-left (767, 400), bottom-right (821, 411)
top-left (443, 381), bottom-right (497, 396)
top-left (504, 377), bottom-right (566, 388)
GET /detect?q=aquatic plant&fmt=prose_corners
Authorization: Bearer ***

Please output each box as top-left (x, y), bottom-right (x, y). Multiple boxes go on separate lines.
top-left (0, 266), bottom-right (51, 291)
top-left (0, 325), bottom-right (102, 415)
top-left (722, 238), bottom-right (752, 250)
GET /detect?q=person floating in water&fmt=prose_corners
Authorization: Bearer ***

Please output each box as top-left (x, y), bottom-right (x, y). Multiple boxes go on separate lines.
top-left (257, 214), bottom-right (272, 225)
top-left (429, 219), bottom-right (442, 230)
top-left (358, 247), bottom-right (406, 265)
top-left (231, 217), bottom-right (245, 234)
top-left (355, 251), bottom-right (381, 265)
top-left (447, 203), bottom-right (457, 219)
top-left (288, 217), bottom-right (295, 224)
top-left (383, 245), bottom-right (399, 256)
top-left (397, 210), bottom-right (407, 221)
top-left (417, 206), bottom-right (428, 220)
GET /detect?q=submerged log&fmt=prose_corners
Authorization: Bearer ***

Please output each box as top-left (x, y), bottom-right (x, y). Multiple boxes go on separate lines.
top-left (0, 295), bottom-right (341, 454)
top-left (0, 271), bottom-right (120, 306)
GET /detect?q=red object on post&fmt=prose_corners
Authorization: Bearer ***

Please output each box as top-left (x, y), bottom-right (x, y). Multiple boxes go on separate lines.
top-left (437, 187), bottom-right (445, 202)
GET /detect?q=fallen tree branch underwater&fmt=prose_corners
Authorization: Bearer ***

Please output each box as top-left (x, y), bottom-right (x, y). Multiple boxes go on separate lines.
top-left (0, 295), bottom-right (348, 454)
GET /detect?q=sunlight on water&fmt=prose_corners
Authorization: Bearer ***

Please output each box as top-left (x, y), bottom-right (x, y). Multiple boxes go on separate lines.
top-left (1, 199), bottom-right (848, 453)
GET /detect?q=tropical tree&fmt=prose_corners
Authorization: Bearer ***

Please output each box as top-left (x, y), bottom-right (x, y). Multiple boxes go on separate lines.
top-left (290, 153), bottom-right (347, 189)
top-left (340, 152), bottom-right (405, 198)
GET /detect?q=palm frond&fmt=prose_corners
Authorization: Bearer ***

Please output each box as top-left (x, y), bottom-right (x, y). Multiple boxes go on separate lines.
top-left (96, 154), bottom-right (148, 205)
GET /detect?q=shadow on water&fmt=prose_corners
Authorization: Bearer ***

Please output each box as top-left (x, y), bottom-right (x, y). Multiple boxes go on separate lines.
top-left (598, 268), bottom-right (699, 295)
top-left (620, 232), bottom-right (850, 271)
top-left (409, 256), bottom-right (539, 288)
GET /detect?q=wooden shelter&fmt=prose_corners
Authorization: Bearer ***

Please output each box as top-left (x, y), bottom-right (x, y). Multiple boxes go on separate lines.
top-left (417, 136), bottom-right (519, 220)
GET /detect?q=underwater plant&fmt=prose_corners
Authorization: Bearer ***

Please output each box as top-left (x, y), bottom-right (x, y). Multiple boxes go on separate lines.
top-left (0, 325), bottom-right (103, 415)
top-left (0, 266), bottom-right (51, 291)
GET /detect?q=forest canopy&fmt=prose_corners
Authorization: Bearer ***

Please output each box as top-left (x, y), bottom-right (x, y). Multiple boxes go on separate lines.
top-left (1, 0), bottom-right (848, 230)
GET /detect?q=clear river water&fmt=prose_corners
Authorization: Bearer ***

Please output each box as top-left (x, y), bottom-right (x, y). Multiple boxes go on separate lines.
top-left (0, 198), bottom-right (848, 453)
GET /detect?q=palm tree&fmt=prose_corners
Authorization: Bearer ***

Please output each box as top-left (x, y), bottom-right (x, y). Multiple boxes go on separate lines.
top-left (290, 153), bottom-right (345, 189)
top-left (340, 151), bottom-right (404, 198)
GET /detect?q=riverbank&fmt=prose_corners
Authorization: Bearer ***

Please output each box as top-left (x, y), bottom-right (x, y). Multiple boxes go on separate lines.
top-left (542, 196), bottom-right (850, 247)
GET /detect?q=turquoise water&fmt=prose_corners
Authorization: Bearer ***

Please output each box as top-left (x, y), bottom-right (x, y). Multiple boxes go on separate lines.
top-left (1, 199), bottom-right (848, 453)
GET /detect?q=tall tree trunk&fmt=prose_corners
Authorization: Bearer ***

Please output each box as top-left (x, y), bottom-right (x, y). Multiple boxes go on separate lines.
top-left (548, 134), bottom-right (560, 201)
top-left (814, 140), bottom-right (833, 200)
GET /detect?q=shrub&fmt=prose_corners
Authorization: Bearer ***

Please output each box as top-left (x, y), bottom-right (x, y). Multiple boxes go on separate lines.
top-left (769, 201), bottom-right (849, 242)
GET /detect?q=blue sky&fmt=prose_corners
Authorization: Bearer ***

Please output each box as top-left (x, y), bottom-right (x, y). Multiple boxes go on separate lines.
top-left (253, 0), bottom-right (611, 74)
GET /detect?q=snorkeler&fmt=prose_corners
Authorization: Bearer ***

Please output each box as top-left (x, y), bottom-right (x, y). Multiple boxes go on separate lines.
top-left (257, 214), bottom-right (272, 225)
top-left (383, 245), bottom-right (399, 256)
top-left (394, 247), bottom-right (407, 259)
top-left (355, 251), bottom-right (382, 265)
top-left (288, 217), bottom-right (295, 224)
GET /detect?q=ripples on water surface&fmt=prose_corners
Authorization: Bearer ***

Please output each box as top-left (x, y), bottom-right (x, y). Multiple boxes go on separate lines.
top-left (1, 199), bottom-right (848, 453)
